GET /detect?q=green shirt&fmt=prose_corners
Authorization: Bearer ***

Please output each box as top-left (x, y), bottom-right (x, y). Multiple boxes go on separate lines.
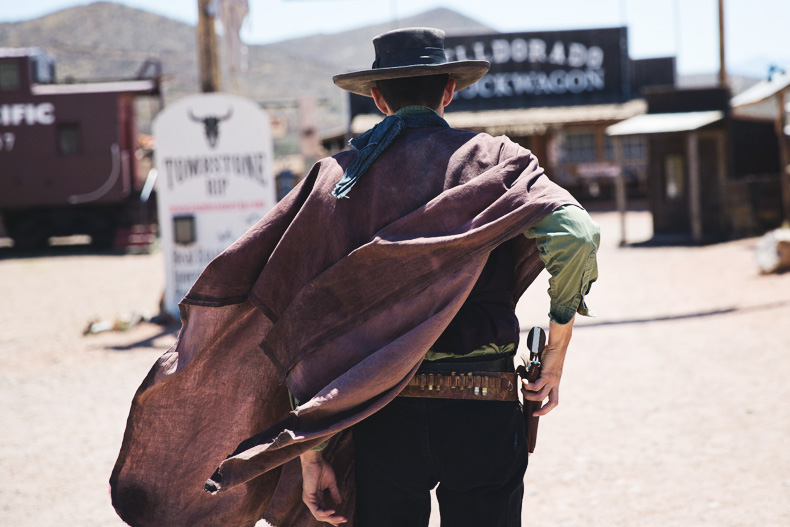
top-left (526, 203), bottom-right (600, 325)
top-left (397, 105), bottom-right (600, 326)
top-left (424, 204), bottom-right (599, 361)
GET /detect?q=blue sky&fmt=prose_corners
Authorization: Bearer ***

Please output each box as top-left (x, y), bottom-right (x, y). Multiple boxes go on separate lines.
top-left (2, 0), bottom-right (789, 77)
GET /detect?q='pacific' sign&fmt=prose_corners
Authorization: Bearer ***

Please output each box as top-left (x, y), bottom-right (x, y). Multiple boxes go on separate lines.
top-left (0, 103), bottom-right (55, 126)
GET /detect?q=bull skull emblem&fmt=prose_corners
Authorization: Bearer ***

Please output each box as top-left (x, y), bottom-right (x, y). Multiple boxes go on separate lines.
top-left (188, 108), bottom-right (233, 148)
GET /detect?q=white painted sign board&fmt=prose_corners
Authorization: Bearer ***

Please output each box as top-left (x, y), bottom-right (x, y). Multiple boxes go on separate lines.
top-left (153, 93), bottom-right (275, 318)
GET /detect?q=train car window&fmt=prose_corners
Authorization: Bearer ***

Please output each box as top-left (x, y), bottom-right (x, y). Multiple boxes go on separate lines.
top-left (57, 124), bottom-right (82, 155)
top-left (31, 55), bottom-right (54, 84)
top-left (0, 62), bottom-right (21, 91)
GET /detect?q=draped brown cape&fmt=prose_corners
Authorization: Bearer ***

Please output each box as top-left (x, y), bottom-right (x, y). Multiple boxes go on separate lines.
top-left (110, 127), bottom-right (577, 527)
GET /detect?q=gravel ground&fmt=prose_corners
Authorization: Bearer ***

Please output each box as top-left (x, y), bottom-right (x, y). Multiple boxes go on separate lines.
top-left (1, 209), bottom-right (788, 527)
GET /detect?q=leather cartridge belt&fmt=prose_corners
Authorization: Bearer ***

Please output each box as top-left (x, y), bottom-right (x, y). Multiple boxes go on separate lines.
top-left (399, 357), bottom-right (519, 402)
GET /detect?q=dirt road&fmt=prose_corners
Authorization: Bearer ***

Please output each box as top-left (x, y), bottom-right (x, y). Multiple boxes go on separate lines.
top-left (1, 209), bottom-right (788, 526)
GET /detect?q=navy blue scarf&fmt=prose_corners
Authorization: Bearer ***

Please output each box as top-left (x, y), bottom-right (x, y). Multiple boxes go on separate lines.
top-left (331, 108), bottom-right (450, 199)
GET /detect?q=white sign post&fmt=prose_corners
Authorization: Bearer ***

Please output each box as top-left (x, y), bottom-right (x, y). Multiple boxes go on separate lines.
top-left (153, 93), bottom-right (275, 319)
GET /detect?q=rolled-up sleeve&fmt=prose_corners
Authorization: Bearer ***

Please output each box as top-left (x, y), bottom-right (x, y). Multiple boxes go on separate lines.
top-left (524, 204), bottom-right (600, 325)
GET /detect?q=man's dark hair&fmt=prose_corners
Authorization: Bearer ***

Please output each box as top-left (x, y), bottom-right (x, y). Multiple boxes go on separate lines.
top-left (375, 74), bottom-right (450, 112)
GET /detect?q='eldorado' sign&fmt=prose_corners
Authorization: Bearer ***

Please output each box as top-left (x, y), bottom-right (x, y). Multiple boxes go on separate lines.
top-left (444, 27), bottom-right (630, 111)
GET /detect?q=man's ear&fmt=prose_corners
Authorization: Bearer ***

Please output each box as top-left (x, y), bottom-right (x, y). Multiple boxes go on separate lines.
top-left (371, 87), bottom-right (391, 115)
top-left (441, 78), bottom-right (457, 108)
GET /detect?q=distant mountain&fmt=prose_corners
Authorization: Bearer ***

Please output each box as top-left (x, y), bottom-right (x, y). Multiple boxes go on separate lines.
top-left (0, 2), bottom-right (198, 85)
top-left (0, 1), bottom-right (493, 134)
top-left (261, 11), bottom-right (494, 75)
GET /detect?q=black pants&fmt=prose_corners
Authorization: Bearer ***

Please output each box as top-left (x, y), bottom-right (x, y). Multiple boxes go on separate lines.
top-left (353, 396), bottom-right (528, 527)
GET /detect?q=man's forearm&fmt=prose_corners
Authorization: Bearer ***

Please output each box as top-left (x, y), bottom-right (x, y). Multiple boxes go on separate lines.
top-left (300, 449), bottom-right (323, 464)
top-left (546, 319), bottom-right (573, 369)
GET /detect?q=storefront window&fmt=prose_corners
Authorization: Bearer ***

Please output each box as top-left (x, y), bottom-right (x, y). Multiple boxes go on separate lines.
top-left (561, 132), bottom-right (597, 163)
top-left (605, 136), bottom-right (646, 161)
top-left (623, 136), bottom-right (646, 160)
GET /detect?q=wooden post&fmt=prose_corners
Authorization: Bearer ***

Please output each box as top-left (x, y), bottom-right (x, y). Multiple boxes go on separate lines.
top-left (197, 0), bottom-right (221, 93)
top-left (777, 90), bottom-right (790, 224)
top-left (718, 0), bottom-right (728, 88)
top-left (687, 132), bottom-right (703, 242)
top-left (613, 136), bottom-right (628, 246)
top-left (715, 132), bottom-right (729, 234)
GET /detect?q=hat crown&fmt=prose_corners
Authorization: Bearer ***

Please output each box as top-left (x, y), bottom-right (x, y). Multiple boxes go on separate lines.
top-left (332, 26), bottom-right (489, 97)
top-left (372, 27), bottom-right (448, 69)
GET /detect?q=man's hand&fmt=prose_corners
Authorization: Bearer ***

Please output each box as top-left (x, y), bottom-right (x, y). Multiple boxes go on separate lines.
top-left (521, 319), bottom-right (574, 416)
top-left (300, 450), bottom-right (347, 525)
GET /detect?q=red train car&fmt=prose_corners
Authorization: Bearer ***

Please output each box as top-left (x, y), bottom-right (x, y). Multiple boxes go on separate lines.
top-left (0, 47), bottom-right (160, 249)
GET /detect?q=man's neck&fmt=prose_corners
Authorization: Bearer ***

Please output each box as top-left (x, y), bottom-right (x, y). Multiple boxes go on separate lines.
top-left (391, 105), bottom-right (443, 118)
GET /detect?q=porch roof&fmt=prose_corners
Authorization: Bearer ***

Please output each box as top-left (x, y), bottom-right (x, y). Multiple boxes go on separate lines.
top-left (731, 70), bottom-right (790, 108)
top-left (605, 110), bottom-right (724, 137)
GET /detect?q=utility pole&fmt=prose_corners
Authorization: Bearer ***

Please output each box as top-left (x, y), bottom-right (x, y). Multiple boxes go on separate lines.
top-left (197, 0), bottom-right (221, 92)
top-left (778, 91), bottom-right (790, 224)
top-left (718, 0), bottom-right (727, 88)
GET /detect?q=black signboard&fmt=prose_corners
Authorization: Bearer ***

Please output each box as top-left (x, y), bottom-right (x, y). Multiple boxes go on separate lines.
top-left (444, 27), bottom-right (630, 111)
top-left (348, 27), bottom-right (633, 119)
top-left (631, 57), bottom-right (676, 96)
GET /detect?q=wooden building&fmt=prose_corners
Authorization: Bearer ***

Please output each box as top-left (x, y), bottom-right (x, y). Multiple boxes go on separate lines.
top-left (329, 28), bottom-right (676, 203)
top-left (348, 99), bottom-right (648, 201)
top-left (607, 85), bottom-right (785, 243)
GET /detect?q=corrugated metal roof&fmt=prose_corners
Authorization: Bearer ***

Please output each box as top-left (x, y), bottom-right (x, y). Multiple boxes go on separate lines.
top-left (30, 80), bottom-right (158, 95)
top-left (731, 71), bottom-right (790, 108)
top-left (606, 110), bottom-right (724, 136)
top-left (351, 99), bottom-right (647, 136)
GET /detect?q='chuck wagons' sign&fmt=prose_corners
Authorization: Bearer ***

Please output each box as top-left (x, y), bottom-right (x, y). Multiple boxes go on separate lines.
top-left (154, 93), bottom-right (275, 318)
top-left (444, 27), bottom-right (630, 111)
top-left (348, 27), bottom-right (630, 118)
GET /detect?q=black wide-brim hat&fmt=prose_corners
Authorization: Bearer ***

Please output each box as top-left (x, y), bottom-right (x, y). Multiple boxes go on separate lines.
top-left (333, 27), bottom-right (490, 97)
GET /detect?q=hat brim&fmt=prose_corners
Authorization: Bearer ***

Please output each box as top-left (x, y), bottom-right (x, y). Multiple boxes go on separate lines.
top-left (333, 61), bottom-right (490, 97)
